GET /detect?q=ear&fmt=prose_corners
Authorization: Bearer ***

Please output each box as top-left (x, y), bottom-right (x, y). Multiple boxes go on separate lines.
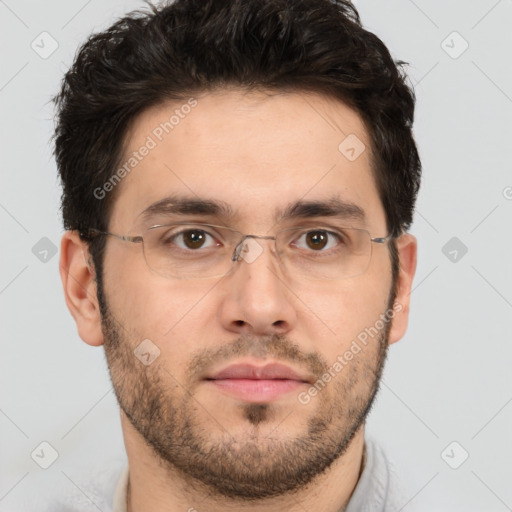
top-left (388, 233), bottom-right (417, 345)
top-left (59, 231), bottom-right (104, 347)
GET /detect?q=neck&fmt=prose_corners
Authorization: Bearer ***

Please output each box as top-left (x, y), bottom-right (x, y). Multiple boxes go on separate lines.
top-left (122, 417), bottom-right (366, 512)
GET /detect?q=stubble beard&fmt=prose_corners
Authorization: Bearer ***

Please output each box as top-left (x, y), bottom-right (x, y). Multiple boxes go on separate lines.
top-left (99, 287), bottom-right (393, 500)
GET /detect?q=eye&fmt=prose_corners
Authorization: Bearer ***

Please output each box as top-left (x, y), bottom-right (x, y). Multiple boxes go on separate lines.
top-left (292, 229), bottom-right (343, 252)
top-left (164, 228), bottom-right (220, 250)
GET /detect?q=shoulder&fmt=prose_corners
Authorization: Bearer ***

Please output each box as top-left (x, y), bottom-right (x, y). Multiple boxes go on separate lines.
top-left (40, 458), bottom-right (127, 512)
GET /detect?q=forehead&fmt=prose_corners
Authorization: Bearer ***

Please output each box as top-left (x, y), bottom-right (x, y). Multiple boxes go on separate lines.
top-left (109, 89), bottom-right (385, 232)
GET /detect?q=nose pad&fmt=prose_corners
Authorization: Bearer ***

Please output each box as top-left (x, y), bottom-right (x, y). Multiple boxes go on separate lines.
top-left (232, 237), bottom-right (265, 264)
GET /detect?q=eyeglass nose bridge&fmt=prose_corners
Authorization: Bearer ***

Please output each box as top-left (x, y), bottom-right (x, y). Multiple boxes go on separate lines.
top-left (231, 234), bottom-right (277, 263)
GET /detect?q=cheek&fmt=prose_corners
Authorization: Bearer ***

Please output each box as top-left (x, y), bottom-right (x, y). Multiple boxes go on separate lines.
top-left (297, 256), bottom-right (392, 360)
top-left (103, 250), bottom-right (216, 349)
top-left (101, 247), bottom-right (155, 331)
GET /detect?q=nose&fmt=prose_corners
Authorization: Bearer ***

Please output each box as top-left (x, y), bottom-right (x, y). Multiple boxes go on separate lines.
top-left (218, 236), bottom-right (298, 336)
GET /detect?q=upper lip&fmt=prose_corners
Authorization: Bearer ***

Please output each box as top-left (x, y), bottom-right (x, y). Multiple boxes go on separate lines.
top-left (206, 362), bottom-right (312, 383)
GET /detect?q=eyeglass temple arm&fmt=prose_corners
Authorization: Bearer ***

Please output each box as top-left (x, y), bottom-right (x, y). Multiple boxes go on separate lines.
top-left (371, 234), bottom-right (394, 244)
top-left (82, 228), bottom-right (143, 244)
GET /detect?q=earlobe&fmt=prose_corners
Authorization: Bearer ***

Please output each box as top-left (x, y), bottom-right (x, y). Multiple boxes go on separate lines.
top-left (59, 231), bottom-right (104, 347)
top-left (388, 233), bottom-right (418, 345)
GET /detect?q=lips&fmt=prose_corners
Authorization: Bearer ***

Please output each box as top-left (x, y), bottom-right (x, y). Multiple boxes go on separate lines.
top-left (204, 362), bottom-right (311, 403)
top-left (207, 363), bottom-right (311, 382)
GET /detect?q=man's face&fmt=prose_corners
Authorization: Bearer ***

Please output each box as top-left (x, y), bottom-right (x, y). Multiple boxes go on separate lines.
top-left (98, 89), bottom-right (398, 499)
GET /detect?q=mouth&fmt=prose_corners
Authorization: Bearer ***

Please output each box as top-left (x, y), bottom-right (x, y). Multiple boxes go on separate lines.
top-left (203, 362), bottom-right (312, 403)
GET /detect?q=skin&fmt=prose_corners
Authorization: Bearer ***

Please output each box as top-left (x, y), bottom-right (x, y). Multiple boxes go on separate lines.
top-left (60, 89), bottom-right (417, 512)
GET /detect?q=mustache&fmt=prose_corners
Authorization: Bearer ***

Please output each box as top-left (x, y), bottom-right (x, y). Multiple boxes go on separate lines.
top-left (185, 333), bottom-right (328, 384)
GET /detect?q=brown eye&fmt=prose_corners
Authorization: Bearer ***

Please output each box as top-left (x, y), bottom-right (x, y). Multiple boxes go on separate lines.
top-left (305, 231), bottom-right (328, 250)
top-left (292, 229), bottom-right (343, 253)
top-left (182, 230), bottom-right (208, 249)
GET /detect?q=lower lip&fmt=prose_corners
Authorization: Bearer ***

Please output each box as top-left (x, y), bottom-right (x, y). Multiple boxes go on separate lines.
top-left (206, 379), bottom-right (306, 402)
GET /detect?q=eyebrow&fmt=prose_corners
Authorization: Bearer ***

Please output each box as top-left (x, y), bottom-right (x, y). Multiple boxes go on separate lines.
top-left (138, 194), bottom-right (366, 225)
top-left (278, 196), bottom-right (366, 224)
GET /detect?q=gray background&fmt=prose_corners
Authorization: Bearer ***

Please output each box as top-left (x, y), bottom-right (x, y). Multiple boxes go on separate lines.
top-left (1, 0), bottom-right (511, 510)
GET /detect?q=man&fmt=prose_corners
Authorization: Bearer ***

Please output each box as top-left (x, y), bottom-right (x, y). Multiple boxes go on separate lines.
top-left (54, 0), bottom-right (420, 510)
